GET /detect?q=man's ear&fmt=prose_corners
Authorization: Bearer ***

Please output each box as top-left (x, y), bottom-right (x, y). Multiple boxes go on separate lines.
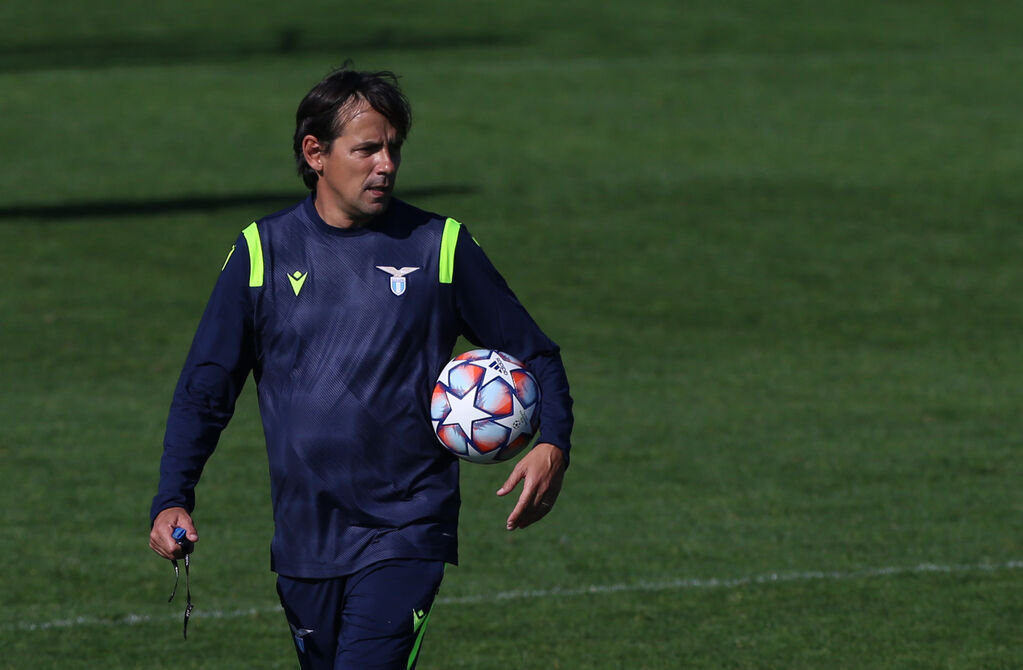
top-left (302, 135), bottom-right (327, 174)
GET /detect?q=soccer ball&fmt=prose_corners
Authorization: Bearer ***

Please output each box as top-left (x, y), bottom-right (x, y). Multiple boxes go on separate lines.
top-left (430, 349), bottom-right (541, 464)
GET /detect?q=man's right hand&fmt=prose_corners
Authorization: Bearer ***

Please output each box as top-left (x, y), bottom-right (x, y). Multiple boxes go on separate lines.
top-left (149, 507), bottom-right (199, 560)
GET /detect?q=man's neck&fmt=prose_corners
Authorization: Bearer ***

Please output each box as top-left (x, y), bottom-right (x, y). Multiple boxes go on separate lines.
top-left (314, 196), bottom-right (367, 229)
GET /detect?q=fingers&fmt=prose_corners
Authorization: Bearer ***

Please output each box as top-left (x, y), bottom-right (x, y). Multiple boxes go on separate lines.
top-left (496, 462), bottom-right (527, 530)
top-left (149, 507), bottom-right (198, 560)
top-left (496, 460), bottom-right (540, 530)
top-left (506, 489), bottom-right (533, 531)
top-left (495, 461), bottom-right (525, 498)
top-left (506, 487), bottom-right (555, 531)
top-left (497, 445), bottom-right (566, 530)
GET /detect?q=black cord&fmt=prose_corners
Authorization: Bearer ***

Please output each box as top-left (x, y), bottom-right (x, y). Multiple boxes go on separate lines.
top-left (168, 553), bottom-right (194, 639)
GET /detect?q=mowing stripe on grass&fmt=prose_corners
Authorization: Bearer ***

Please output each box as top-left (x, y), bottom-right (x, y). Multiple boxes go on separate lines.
top-left (7, 560), bottom-right (1022, 632)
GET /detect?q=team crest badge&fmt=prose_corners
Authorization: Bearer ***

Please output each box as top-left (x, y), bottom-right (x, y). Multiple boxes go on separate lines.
top-left (376, 266), bottom-right (420, 296)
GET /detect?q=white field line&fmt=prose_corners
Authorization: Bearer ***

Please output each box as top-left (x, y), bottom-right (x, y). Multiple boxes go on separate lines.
top-left (6, 559), bottom-right (1022, 633)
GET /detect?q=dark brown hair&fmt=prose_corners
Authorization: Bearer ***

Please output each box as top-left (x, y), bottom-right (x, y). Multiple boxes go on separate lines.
top-left (293, 66), bottom-right (412, 190)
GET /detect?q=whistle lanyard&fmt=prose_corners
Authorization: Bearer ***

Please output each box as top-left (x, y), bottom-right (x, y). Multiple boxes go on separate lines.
top-left (168, 555), bottom-right (194, 639)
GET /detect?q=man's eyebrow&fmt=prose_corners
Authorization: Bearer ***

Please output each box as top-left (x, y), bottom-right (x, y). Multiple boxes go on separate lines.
top-left (352, 138), bottom-right (403, 150)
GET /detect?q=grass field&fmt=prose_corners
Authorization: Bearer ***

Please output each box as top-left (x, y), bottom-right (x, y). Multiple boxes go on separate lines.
top-left (2, 1), bottom-right (1022, 668)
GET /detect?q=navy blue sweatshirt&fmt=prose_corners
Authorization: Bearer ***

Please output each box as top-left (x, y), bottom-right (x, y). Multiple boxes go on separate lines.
top-left (151, 196), bottom-right (573, 577)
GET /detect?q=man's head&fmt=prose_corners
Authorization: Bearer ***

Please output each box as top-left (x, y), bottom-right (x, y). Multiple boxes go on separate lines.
top-left (294, 67), bottom-right (412, 227)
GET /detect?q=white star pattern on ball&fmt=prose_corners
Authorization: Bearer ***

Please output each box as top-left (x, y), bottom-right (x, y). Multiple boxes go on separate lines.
top-left (493, 393), bottom-right (535, 446)
top-left (441, 388), bottom-right (491, 438)
top-left (431, 349), bottom-right (541, 464)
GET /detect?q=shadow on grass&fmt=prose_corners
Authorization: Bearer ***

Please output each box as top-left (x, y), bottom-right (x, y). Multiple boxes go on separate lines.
top-left (0, 185), bottom-right (478, 222)
top-left (0, 29), bottom-right (518, 73)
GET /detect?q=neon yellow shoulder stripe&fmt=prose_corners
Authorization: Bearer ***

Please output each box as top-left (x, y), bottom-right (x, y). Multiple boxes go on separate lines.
top-left (221, 244), bottom-right (236, 271)
top-left (439, 218), bottom-right (461, 284)
top-left (241, 222), bottom-right (264, 287)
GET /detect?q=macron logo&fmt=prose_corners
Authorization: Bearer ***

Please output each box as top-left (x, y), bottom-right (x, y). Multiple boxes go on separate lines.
top-left (288, 271), bottom-right (308, 296)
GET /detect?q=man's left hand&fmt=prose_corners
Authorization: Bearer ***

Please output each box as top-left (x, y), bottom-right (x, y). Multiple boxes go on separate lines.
top-left (496, 442), bottom-right (566, 530)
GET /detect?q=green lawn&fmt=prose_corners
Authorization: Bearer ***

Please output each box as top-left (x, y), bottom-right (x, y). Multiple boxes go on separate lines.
top-left (2, 2), bottom-right (1022, 668)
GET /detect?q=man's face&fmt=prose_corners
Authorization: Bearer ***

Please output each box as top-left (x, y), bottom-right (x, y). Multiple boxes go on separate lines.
top-left (309, 100), bottom-right (402, 228)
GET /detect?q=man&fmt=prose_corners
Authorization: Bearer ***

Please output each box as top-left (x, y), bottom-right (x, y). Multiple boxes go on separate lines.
top-left (148, 67), bottom-right (574, 669)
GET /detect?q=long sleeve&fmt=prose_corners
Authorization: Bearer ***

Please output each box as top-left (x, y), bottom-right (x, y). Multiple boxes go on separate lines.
top-left (150, 234), bottom-right (256, 520)
top-left (450, 225), bottom-right (574, 459)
